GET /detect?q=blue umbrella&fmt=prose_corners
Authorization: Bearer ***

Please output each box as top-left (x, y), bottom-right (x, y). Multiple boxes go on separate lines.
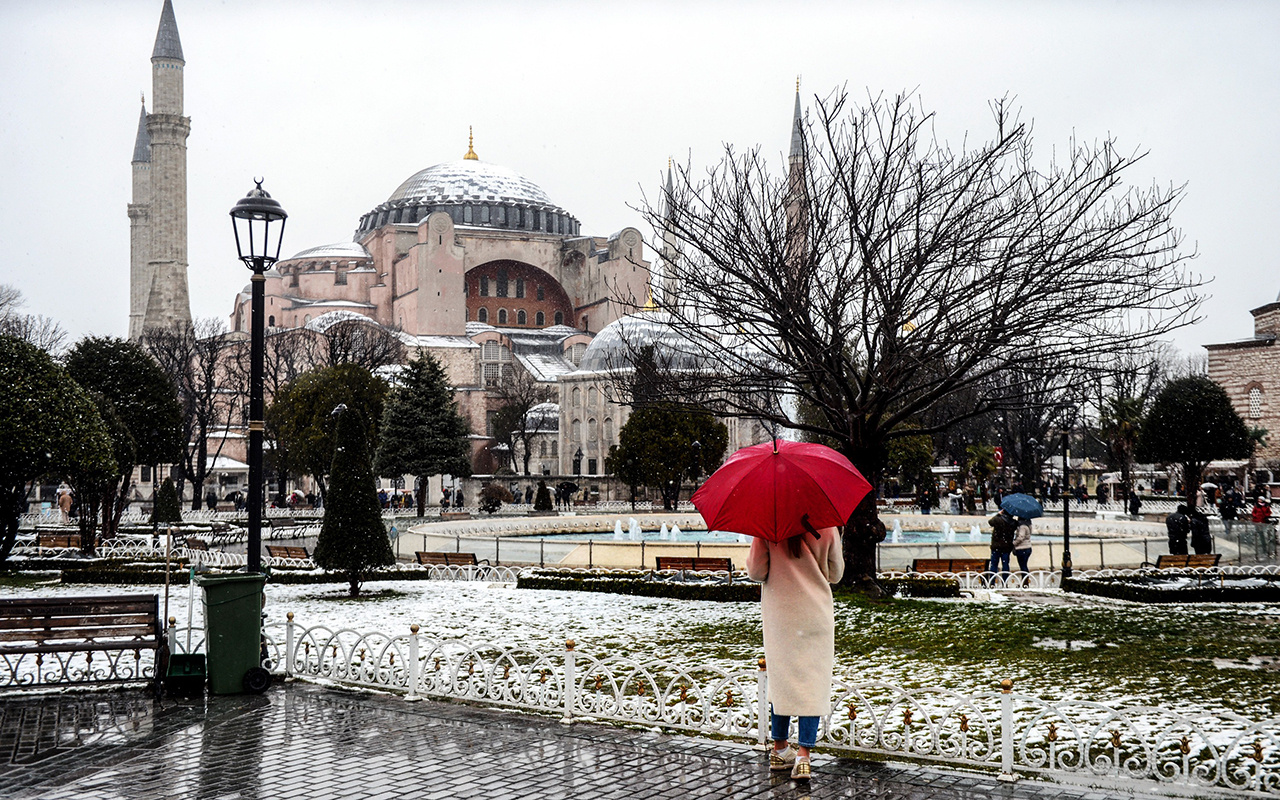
top-left (1000, 493), bottom-right (1044, 519)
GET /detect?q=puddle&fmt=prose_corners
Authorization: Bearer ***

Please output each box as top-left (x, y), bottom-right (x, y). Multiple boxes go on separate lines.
top-left (1212, 656), bottom-right (1280, 671)
top-left (1032, 638), bottom-right (1098, 651)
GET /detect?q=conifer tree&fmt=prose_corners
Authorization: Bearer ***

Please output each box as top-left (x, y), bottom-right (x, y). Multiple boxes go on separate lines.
top-left (375, 353), bottom-right (472, 516)
top-left (314, 405), bottom-right (394, 597)
top-left (150, 477), bottom-right (182, 525)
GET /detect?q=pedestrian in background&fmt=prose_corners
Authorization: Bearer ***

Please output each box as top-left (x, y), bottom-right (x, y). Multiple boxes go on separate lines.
top-left (1189, 507), bottom-right (1213, 555)
top-left (1165, 504), bottom-right (1190, 556)
top-left (987, 508), bottom-right (1015, 578)
top-left (1012, 517), bottom-right (1033, 574)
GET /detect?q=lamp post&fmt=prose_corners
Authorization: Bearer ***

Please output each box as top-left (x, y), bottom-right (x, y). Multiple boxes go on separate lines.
top-left (1061, 431), bottom-right (1073, 579)
top-left (690, 440), bottom-right (702, 494)
top-left (230, 180), bottom-right (287, 574)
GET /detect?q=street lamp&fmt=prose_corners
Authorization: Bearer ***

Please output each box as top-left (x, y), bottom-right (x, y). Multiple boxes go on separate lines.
top-left (690, 440), bottom-right (703, 493)
top-left (230, 180), bottom-right (287, 574)
top-left (573, 447), bottom-right (584, 477)
top-left (1059, 405), bottom-right (1078, 580)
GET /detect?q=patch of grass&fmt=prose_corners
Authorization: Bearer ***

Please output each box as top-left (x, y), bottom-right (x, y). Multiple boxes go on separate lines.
top-left (0, 572), bottom-right (60, 589)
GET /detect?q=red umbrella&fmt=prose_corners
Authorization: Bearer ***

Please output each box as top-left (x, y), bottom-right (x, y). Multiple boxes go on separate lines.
top-left (691, 439), bottom-right (873, 542)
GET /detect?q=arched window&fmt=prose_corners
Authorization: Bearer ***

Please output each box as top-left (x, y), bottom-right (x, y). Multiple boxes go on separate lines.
top-left (498, 309), bottom-right (508, 325)
top-left (516, 278), bottom-right (525, 298)
top-left (536, 311), bottom-right (545, 326)
top-left (477, 308), bottom-right (488, 323)
top-left (571, 419), bottom-right (582, 442)
top-left (517, 309), bottom-right (527, 325)
top-left (483, 341), bottom-right (502, 360)
top-left (604, 418), bottom-right (614, 443)
top-left (537, 284), bottom-right (545, 300)
top-left (588, 387), bottom-right (598, 407)
top-left (268, 315), bottom-right (275, 326)
top-left (551, 440), bottom-right (558, 457)
top-left (572, 387), bottom-right (581, 407)
top-left (539, 441), bottom-right (547, 457)
top-left (1250, 386), bottom-right (1264, 419)
top-left (554, 311), bottom-right (564, 325)
top-left (588, 417), bottom-right (598, 441)
top-left (303, 314), bottom-right (310, 323)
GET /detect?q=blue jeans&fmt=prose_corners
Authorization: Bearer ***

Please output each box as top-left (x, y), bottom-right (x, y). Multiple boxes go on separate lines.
top-left (1014, 548), bottom-right (1031, 572)
top-left (771, 707), bottom-right (819, 748)
top-left (989, 551), bottom-right (1010, 575)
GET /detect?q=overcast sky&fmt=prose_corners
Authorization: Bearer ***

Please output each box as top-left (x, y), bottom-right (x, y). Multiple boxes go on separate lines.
top-left (2, 0), bottom-right (1277, 356)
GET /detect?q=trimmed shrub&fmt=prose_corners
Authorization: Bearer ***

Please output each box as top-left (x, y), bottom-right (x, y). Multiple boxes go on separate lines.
top-left (1063, 575), bottom-right (1280, 603)
top-left (879, 576), bottom-right (961, 598)
top-left (517, 571), bottom-right (760, 602)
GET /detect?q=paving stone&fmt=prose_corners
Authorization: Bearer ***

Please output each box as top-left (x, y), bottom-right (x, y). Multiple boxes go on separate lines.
top-left (0, 683), bottom-right (1179, 799)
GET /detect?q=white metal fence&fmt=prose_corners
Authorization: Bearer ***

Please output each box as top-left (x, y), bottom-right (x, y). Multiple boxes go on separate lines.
top-left (156, 615), bottom-right (1280, 798)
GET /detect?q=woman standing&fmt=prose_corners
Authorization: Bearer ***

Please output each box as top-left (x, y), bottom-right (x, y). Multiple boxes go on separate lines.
top-left (746, 517), bottom-right (845, 780)
top-left (1012, 517), bottom-right (1033, 574)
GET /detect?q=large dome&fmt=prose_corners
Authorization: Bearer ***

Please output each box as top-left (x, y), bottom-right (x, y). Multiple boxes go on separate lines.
top-left (357, 158), bottom-right (579, 237)
top-left (389, 160), bottom-right (553, 206)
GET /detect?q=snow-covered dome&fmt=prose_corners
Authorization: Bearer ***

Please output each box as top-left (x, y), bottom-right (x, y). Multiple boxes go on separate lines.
top-left (285, 241), bottom-right (371, 262)
top-left (524, 402), bottom-right (560, 432)
top-left (389, 160), bottom-right (553, 207)
top-left (357, 153), bottom-right (579, 237)
top-left (577, 311), bottom-right (706, 373)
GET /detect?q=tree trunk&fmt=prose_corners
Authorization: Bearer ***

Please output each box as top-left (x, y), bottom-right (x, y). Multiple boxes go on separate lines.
top-left (0, 484), bottom-right (24, 564)
top-left (416, 480), bottom-right (426, 518)
top-left (839, 492), bottom-right (887, 594)
top-left (347, 570), bottom-right (360, 598)
top-left (1184, 461), bottom-right (1202, 511)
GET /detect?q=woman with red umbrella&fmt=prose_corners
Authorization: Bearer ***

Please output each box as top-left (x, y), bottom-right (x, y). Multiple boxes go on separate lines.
top-left (692, 439), bottom-right (871, 781)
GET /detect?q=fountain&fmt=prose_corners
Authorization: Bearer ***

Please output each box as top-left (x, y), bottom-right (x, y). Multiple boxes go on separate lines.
top-left (969, 524), bottom-right (981, 542)
top-left (659, 523), bottom-right (670, 540)
top-left (942, 521), bottom-right (956, 542)
top-left (613, 520), bottom-right (625, 540)
top-left (628, 518), bottom-right (641, 541)
top-left (670, 524), bottom-right (681, 538)
top-left (890, 519), bottom-right (902, 543)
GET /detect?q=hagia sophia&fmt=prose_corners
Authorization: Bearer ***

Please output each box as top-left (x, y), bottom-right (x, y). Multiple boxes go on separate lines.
top-left (127, 1), bottom-right (766, 497)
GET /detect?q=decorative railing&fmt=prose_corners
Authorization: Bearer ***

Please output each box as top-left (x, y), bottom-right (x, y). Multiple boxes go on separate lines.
top-left (201, 616), bottom-right (1275, 797)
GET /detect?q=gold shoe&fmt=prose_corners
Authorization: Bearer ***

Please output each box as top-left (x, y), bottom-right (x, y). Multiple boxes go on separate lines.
top-left (769, 745), bottom-right (797, 771)
top-left (791, 757), bottom-right (811, 780)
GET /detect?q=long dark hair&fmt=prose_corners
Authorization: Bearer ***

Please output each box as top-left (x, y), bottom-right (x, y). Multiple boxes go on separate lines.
top-left (786, 514), bottom-right (822, 558)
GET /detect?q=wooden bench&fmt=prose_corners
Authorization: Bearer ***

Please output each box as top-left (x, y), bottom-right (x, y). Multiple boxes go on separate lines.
top-left (910, 558), bottom-right (991, 574)
top-left (654, 557), bottom-right (734, 573)
top-left (265, 545), bottom-right (313, 567)
top-left (0, 595), bottom-right (163, 690)
top-left (184, 537), bottom-right (209, 551)
top-left (1144, 553), bottom-right (1221, 570)
top-left (36, 532), bottom-right (81, 551)
top-left (415, 551), bottom-right (485, 567)
top-left (440, 511), bottom-right (472, 521)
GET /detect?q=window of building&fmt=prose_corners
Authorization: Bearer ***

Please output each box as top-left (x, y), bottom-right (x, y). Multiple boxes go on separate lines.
top-left (335, 270), bottom-right (347, 285)
top-left (517, 310), bottom-right (527, 325)
top-left (569, 343), bottom-right (587, 365)
top-left (1250, 386), bottom-right (1264, 419)
top-left (571, 419), bottom-right (582, 441)
top-left (268, 315), bottom-right (275, 326)
top-left (588, 387), bottom-right (598, 407)
top-left (536, 311), bottom-right (545, 327)
top-left (477, 308), bottom-right (488, 323)
top-left (496, 268), bottom-right (508, 297)
top-left (581, 315), bottom-right (589, 332)
top-left (141, 465), bottom-right (152, 483)
top-left (551, 440), bottom-right (558, 457)
top-left (572, 387), bottom-right (581, 407)
top-left (539, 441), bottom-right (547, 457)
top-left (554, 311), bottom-right (564, 326)
top-left (604, 418), bottom-right (613, 443)
top-left (304, 314), bottom-right (310, 323)
top-left (588, 417), bottom-right (598, 441)
top-left (498, 309), bottom-right (508, 325)
top-left (537, 284), bottom-right (545, 301)
top-left (588, 458), bottom-right (598, 475)
top-left (485, 410), bottom-right (496, 437)
top-left (516, 278), bottom-right (525, 298)
top-left (480, 206), bottom-right (490, 224)
top-left (483, 363), bottom-right (501, 387)
top-left (480, 276), bottom-right (489, 296)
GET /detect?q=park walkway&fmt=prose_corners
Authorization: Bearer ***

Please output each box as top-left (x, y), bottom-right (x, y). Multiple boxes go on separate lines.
top-left (0, 682), bottom-right (1176, 800)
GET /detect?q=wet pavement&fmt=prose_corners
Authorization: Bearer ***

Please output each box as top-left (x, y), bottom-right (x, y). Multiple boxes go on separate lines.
top-left (0, 682), bottom-right (1170, 799)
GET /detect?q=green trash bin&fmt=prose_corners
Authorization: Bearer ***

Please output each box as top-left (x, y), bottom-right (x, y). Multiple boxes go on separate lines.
top-left (196, 573), bottom-right (269, 695)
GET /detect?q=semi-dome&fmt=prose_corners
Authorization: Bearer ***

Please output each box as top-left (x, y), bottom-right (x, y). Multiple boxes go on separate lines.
top-left (284, 241), bottom-right (371, 261)
top-left (357, 154), bottom-right (580, 237)
top-left (577, 310), bottom-right (707, 373)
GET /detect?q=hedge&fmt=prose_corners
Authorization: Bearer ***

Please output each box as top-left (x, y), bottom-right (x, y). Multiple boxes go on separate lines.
top-left (517, 572), bottom-right (761, 602)
top-left (1062, 575), bottom-right (1280, 604)
top-left (879, 577), bottom-right (961, 598)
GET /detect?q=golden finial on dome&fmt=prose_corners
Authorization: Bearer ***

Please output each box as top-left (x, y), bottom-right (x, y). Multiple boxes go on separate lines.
top-left (796, 75), bottom-right (801, 92)
top-left (642, 283), bottom-right (658, 311)
top-left (464, 126), bottom-right (479, 160)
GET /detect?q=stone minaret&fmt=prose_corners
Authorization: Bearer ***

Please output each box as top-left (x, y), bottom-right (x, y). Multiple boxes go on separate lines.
top-left (135, 0), bottom-right (192, 336)
top-left (127, 98), bottom-right (152, 340)
top-left (785, 81), bottom-right (808, 274)
top-left (658, 160), bottom-right (681, 308)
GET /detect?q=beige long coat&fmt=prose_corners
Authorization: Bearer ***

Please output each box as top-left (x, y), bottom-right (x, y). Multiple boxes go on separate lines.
top-left (746, 527), bottom-right (844, 717)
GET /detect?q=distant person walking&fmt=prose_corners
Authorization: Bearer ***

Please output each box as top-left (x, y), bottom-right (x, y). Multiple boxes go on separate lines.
top-left (1165, 504), bottom-right (1191, 556)
top-left (987, 508), bottom-right (1015, 578)
top-left (1012, 517), bottom-right (1033, 574)
top-left (1127, 489), bottom-right (1142, 519)
top-left (1189, 508), bottom-right (1213, 555)
top-left (57, 488), bottom-right (73, 523)
top-left (747, 518), bottom-right (844, 782)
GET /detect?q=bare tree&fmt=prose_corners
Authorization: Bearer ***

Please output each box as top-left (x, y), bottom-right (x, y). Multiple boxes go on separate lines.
top-left (143, 319), bottom-right (241, 511)
top-left (316, 318), bottom-right (405, 372)
top-left (491, 369), bottom-right (555, 476)
top-left (638, 88), bottom-right (1203, 590)
top-left (0, 284), bottom-right (66, 354)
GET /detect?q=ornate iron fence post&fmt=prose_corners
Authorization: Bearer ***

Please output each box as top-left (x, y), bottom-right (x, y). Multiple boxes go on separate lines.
top-left (999, 678), bottom-right (1016, 782)
top-left (406, 624), bottom-right (421, 701)
top-left (166, 616), bottom-right (176, 653)
top-left (756, 657), bottom-right (769, 747)
top-left (285, 612), bottom-right (295, 679)
top-left (561, 639), bottom-right (576, 724)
